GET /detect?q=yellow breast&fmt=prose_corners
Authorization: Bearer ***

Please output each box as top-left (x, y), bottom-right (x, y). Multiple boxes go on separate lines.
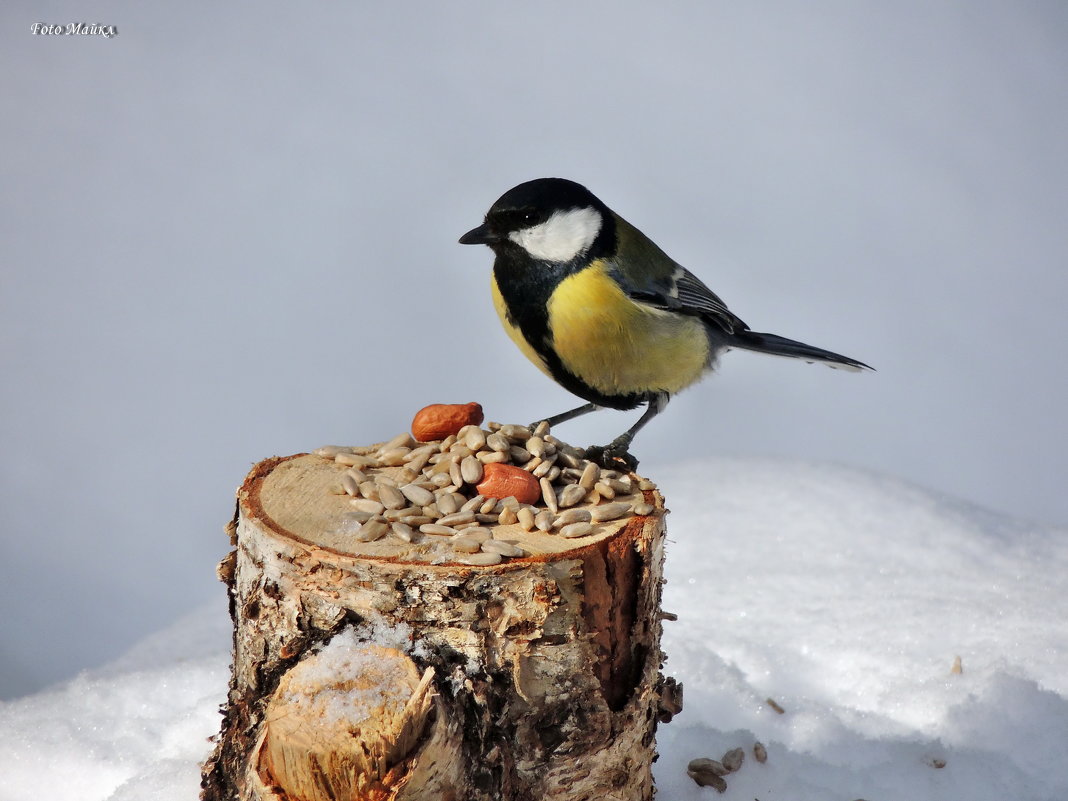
top-left (546, 261), bottom-right (710, 396)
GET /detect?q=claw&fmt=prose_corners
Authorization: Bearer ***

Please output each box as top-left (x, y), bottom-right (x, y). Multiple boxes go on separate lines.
top-left (583, 444), bottom-right (639, 472)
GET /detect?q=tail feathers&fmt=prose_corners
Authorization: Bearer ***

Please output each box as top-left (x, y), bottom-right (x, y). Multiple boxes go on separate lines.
top-left (731, 330), bottom-right (872, 372)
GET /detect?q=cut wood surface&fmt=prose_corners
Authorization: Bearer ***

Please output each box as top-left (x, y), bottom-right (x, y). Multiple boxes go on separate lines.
top-left (202, 444), bottom-right (674, 801)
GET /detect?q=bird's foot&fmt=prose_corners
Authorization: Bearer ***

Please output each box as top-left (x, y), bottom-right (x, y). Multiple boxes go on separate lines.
top-left (583, 443), bottom-right (639, 472)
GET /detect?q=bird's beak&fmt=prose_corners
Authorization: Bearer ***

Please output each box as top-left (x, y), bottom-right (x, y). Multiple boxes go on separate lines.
top-left (459, 223), bottom-right (498, 245)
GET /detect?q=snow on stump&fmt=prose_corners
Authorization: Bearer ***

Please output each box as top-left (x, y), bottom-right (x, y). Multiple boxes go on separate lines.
top-left (201, 423), bottom-right (674, 801)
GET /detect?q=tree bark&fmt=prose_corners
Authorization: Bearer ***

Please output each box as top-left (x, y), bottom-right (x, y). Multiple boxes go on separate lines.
top-left (202, 449), bottom-right (673, 801)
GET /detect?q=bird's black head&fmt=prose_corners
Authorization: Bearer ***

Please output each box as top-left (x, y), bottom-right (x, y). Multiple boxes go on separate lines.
top-left (459, 178), bottom-right (614, 264)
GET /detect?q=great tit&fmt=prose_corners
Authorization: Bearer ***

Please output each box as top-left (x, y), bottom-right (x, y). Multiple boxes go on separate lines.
top-left (459, 178), bottom-right (871, 470)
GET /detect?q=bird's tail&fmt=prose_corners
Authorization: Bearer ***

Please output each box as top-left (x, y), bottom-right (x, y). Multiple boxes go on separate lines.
top-left (731, 330), bottom-right (872, 371)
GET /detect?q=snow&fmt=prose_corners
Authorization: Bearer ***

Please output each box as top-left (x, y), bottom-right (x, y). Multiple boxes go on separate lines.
top-left (2, 458), bottom-right (1065, 801)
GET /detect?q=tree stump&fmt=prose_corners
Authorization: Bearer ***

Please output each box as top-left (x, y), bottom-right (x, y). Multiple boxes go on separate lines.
top-left (202, 432), bottom-right (674, 801)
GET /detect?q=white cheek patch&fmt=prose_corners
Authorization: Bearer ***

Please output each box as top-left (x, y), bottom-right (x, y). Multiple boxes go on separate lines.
top-left (508, 207), bottom-right (603, 262)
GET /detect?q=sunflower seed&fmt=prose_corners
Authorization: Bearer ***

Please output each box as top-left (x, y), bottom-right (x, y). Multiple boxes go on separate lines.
top-left (393, 467), bottom-right (419, 485)
top-left (350, 498), bottom-right (385, 515)
top-left (631, 502), bottom-right (654, 516)
top-left (455, 551), bottom-right (503, 566)
top-left (404, 449), bottom-right (433, 474)
top-left (328, 484), bottom-right (347, 495)
top-left (336, 452), bottom-right (376, 468)
top-left (340, 473), bottom-right (361, 496)
top-left (463, 427), bottom-right (487, 451)
top-left (384, 506), bottom-right (423, 521)
top-left (540, 478), bottom-right (558, 513)
top-left (378, 447), bottom-right (411, 466)
top-left (390, 522), bottom-right (417, 542)
top-left (419, 523), bottom-right (457, 536)
top-left (509, 446), bottom-right (531, 463)
top-left (400, 483), bottom-right (435, 507)
top-left (526, 436), bottom-right (547, 458)
top-left (518, 507), bottom-right (536, 531)
top-left (449, 458), bottom-right (464, 487)
top-left (451, 536), bottom-right (482, 553)
top-left (554, 508), bottom-right (591, 527)
top-left (532, 420), bottom-right (550, 437)
top-left (403, 515), bottom-right (433, 526)
top-left (437, 511), bottom-right (476, 527)
top-left (378, 483), bottom-right (408, 510)
top-left (499, 423), bottom-right (531, 441)
top-left (460, 494), bottom-right (485, 513)
top-left (481, 540), bottom-right (524, 557)
top-left (429, 471), bottom-right (453, 488)
top-left (314, 445), bottom-right (345, 459)
top-left (440, 434), bottom-right (457, 449)
top-left (479, 497), bottom-right (498, 515)
top-left (435, 492), bottom-right (461, 515)
top-left (459, 527), bottom-right (492, 542)
top-left (486, 432), bottom-right (511, 453)
top-left (460, 455), bottom-right (483, 484)
top-left (638, 478), bottom-right (656, 491)
top-left (544, 465), bottom-right (561, 482)
top-left (557, 484), bottom-right (587, 508)
top-left (478, 450), bottom-right (510, 464)
top-left (498, 505), bottom-right (518, 525)
top-left (534, 510), bottom-right (554, 532)
top-left (560, 521), bottom-right (593, 539)
top-left (355, 518), bottom-right (389, 542)
top-left (532, 455), bottom-right (557, 478)
top-left (556, 450), bottom-right (583, 469)
top-left (486, 420), bottom-right (502, 431)
top-left (448, 443), bottom-right (474, 458)
top-left (578, 461), bottom-right (600, 490)
top-left (379, 432), bottom-right (414, 452)
top-left (591, 502), bottom-right (630, 522)
top-left (343, 466), bottom-right (368, 483)
top-left (594, 481), bottom-right (615, 499)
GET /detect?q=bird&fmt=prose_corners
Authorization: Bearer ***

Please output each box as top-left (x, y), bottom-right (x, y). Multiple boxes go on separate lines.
top-left (459, 177), bottom-right (871, 470)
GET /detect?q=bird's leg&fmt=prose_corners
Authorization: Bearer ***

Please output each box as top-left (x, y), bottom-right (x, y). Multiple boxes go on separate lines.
top-left (583, 393), bottom-right (670, 472)
top-left (531, 402), bottom-right (601, 431)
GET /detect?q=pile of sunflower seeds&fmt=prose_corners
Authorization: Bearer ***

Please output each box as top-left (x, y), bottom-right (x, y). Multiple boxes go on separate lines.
top-left (313, 421), bottom-right (657, 565)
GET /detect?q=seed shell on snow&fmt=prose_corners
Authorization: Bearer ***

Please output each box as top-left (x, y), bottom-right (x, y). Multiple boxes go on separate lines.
top-left (721, 748), bottom-right (745, 773)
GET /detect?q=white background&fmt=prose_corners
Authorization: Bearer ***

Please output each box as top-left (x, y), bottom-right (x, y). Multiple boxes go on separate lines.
top-left (2, 2), bottom-right (1066, 698)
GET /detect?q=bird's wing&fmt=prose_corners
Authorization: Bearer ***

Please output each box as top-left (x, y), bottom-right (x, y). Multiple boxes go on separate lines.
top-left (607, 214), bottom-right (747, 335)
top-left (613, 259), bottom-right (748, 335)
